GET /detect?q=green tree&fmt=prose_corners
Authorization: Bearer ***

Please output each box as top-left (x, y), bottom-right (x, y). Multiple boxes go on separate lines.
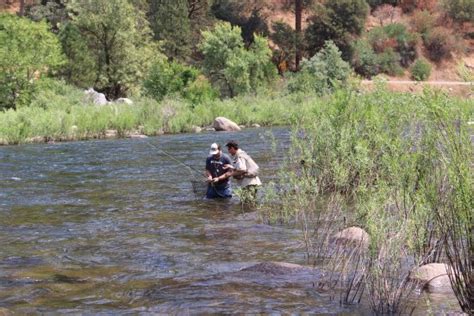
top-left (66, 0), bottom-right (158, 99)
top-left (0, 13), bottom-right (64, 110)
top-left (289, 40), bottom-right (351, 94)
top-left (305, 0), bottom-right (369, 59)
top-left (143, 59), bottom-right (217, 104)
top-left (149, 0), bottom-right (191, 61)
top-left (199, 22), bottom-right (276, 97)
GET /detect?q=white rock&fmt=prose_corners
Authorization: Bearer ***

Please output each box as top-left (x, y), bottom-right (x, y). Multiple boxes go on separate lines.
top-left (191, 125), bottom-right (202, 133)
top-left (84, 88), bottom-right (108, 105)
top-left (251, 123), bottom-right (261, 128)
top-left (115, 97), bottom-right (133, 104)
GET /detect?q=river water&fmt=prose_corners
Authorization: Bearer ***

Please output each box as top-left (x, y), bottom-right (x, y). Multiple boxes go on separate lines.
top-left (0, 128), bottom-right (461, 314)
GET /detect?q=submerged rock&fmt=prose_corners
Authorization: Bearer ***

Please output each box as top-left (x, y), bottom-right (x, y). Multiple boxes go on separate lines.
top-left (240, 262), bottom-right (308, 275)
top-left (213, 117), bottom-right (241, 132)
top-left (410, 263), bottom-right (454, 294)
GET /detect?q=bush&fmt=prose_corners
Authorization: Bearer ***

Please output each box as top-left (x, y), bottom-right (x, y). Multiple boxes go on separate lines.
top-left (443, 0), bottom-right (474, 23)
top-left (411, 10), bottom-right (436, 35)
top-left (411, 58), bottom-right (432, 81)
top-left (383, 23), bottom-right (419, 67)
top-left (366, 0), bottom-right (398, 9)
top-left (424, 27), bottom-right (456, 62)
top-left (143, 60), bottom-right (217, 104)
top-left (199, 22), bottom-right (276, 97)
top-left (0, 13), bottom-right (64, 110)
top-left (351, 39), bottom-right (380, 77)
top-left (288, 41), bottom-right (351, 94)
top-left (377, 48), bottom-right (403, 75)
top-left (400, 0), bottom-right (437, 13)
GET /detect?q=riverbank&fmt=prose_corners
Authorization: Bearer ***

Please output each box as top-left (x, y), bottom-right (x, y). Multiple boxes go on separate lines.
top-left (1, 83), bottom-right (472, 146)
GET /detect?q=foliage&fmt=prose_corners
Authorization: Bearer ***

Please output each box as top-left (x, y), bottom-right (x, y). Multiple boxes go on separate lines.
top-left (143, 60), bottom-right (217, 104)
top-left (258, 88), bottom-right (473, 313)
top-left (443, 0), bottom-right (474, 23)
top-left (411, 10), bottom-right (436, 36)
top-left (211, 0), bottom-right (269, 44)
top-left (65, 0), bottom-right (158, 99)
top-left (305, 0), bottom-right (369, 59)
top-left (366, 0), bottom-right (398, 9)
top-left (149, 0), bottom-right (191, 61)
top-left (411, 58), bottom-right (431, 81)
top-left (199, 22), bottom-right (276, 97)
top-left (288, 41), bottom-right (351, 95)
top-left (58, 23), bottom-right (96, 88)
top-left (270, 21), bottom-right (296, 74)
top-left (0, 13), bottom-right (65, 110)
top-left (351, 39), bottom-right (380, 78)
top-left (25, 0), bottom-right (69, 31)
top-left (423, 27), bottom-right (456, 62)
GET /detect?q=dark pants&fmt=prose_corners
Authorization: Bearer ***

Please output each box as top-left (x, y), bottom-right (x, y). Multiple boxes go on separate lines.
top-left (206, 184), bottom-right (232, 199)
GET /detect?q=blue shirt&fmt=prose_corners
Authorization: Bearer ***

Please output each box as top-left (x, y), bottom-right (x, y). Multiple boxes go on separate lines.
top-left (206, 153), bottom-right (231, 188)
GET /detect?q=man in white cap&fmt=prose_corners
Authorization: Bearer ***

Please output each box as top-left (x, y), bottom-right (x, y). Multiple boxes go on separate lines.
top-left (205, 143), bottom-right (233, 198)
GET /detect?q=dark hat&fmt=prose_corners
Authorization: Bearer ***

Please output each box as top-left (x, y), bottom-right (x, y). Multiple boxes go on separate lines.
top-left (225, 140), bottom-right (239, 148)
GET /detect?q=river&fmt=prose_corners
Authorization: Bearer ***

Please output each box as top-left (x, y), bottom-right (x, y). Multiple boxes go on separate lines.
top-left (0, 128), bottom-right (460, 314)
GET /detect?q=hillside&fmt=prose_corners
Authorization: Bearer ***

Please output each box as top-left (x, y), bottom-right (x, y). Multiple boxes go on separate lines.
top-left (2, 0), bottom-right (473, 83)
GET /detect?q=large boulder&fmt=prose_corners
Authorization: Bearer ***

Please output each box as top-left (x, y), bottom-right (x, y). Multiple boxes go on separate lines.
top-left (332, 226), bottom-right (370, 248)
top-left (84, 88), bottom-right (108, 105)
top-left (213, 117), bottom-right (241, 132)
top-left (410, 263), bottom-right (454, 294)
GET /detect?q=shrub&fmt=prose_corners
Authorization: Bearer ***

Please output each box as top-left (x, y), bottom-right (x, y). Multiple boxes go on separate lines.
top-left (0, 13), bottom-right (64, 110)
top-left (443, 0), bottom-right (474, 23)
top-left (411, 10), bottom-right (436, 35)
top-left (377, 48), bottom-right (403, 75)
top-left (366, 0), bottom-right (398, 9)
top-left (351, 39), bottom-right (380, 77)
top-left (383, 23), bottom-right (419, 67)
top-left (424, 27), bottom-right (456, 62)
top-left (199, 22), bottom-right (276, 97)
top-left (143, 60), bottom-right (217, 105)
top-left (400, 0), bottom-right (437, 13)
top-left (288, 41), bottom-right (351, 94)
top-left (411, 58), bottom-right (432, 81)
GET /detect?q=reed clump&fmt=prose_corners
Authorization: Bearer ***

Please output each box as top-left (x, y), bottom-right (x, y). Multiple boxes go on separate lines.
top-left (259, 86), bottom-right (473, 314)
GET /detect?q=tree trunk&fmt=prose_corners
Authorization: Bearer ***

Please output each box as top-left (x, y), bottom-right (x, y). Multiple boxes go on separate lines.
top-left (295, 0), bottom-right (302, 70)
top-left (19, 0), bottom-right (26, 16)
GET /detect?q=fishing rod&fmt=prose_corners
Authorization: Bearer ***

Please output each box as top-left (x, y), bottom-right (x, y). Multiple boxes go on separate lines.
top-left (142, 139), bottom-right (227, 198)
top-left (142, 140), bottom-right (204, 178)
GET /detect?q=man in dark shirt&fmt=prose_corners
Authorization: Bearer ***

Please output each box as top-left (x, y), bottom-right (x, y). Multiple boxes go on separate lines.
top-left (205, 143), bottom-right (233, 198)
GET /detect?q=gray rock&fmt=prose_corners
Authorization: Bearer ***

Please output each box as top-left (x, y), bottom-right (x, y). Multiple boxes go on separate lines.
top-left (251, 123), bottom-right (261, 128)
top-left (213, 117), bottom-right (241, 132)
top-left (84, 88), bottom-right (108, 105)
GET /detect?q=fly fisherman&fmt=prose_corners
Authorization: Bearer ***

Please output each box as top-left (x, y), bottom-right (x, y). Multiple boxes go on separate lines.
top-left (205, 143), bottom-right (233, 199)
top-left (225, 140), bottom-right (261, 204)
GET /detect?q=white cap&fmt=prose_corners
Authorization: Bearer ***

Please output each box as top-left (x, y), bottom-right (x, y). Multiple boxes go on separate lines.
top-left (209, 143), bottom-right (219, 155)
